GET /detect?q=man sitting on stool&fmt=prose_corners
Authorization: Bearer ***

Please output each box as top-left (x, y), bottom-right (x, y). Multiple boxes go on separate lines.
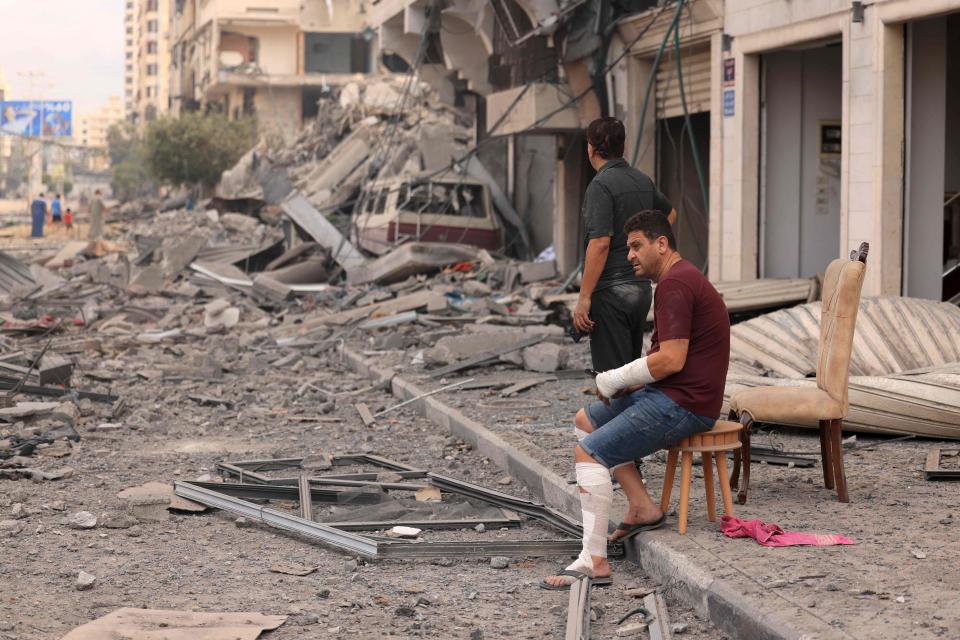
top-left (542, 211), bottom-right (730, 589)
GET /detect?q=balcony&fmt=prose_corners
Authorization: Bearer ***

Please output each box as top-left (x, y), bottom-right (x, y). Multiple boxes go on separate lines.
top-left (484, 82), bottom-right (579, 136)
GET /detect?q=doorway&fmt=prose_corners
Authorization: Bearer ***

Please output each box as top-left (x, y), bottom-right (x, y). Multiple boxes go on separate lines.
top-left (760, 43), bottom-right (842, 279)
top-left (904, 14), bottom-right (960, 301)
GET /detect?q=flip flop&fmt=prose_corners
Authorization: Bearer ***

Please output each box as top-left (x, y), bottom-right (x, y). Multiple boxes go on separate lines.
top-left (609, 513), bottom-right (667, 541)
top-left (539, 569), bottom-right (613, 591)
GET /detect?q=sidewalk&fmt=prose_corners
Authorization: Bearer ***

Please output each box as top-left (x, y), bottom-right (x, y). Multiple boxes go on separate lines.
top-left (345, 346), bottom-right (960, 640)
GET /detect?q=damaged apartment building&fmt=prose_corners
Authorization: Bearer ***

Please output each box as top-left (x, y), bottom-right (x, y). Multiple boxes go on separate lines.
top-left (168, 0), bottom-right (377, 139)
top-left (362, 0), bottom-right (960, 303)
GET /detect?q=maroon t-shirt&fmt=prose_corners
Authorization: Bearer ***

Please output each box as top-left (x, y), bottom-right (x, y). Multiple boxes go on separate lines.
top-left (648, 260), bottom-right (730, 418)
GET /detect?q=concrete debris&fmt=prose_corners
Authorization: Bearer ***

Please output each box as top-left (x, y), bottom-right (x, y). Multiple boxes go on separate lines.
top-left (66, 511), bottom-right (98, 529)
top-left (61, 608), bottom-right (286, 640)
top-left (75, 571), bottom-right (97, 591)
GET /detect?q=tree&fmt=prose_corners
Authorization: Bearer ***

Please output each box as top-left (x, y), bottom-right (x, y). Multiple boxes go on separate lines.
top-left (144, 111), bottom-right (256, 190)
top-left (107, 122), bottom-right (152, 201)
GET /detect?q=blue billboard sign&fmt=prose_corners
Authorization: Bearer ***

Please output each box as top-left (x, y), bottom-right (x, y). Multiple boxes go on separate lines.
top-left (0, 100), bottom-right (73, 137)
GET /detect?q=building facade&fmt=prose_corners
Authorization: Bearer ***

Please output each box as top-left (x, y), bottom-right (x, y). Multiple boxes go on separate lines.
top-left (124, 1), bottom-right (138, 117)
top-left (366, 0), bottom-right (960, 302)
top-left (716, 0), bottom-right (960, 301)
top-left (169, 0), bottom-right (374, 140)
top-left (75, 96), bottom-right (125, 171)
top-left (126, 0), bottom-right (172, 126)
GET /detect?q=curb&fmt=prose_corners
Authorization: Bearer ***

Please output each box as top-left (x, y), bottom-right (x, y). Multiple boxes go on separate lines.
top-left (342, 347), bottom-right (806, 640)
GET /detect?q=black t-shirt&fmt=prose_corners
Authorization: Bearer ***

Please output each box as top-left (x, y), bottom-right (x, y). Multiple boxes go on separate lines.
top-left (582, 159), bottom-right (673, 291)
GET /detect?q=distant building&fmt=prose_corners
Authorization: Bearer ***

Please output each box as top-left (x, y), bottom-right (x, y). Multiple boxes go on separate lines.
top-left (168, 0), bottom-right (374, 141)
top-left (0, 66), bottom-right (12, 195)
top-left (127, 0), bottom-right (172, 127)
top-left (75, 96), bottom-right (125, 171)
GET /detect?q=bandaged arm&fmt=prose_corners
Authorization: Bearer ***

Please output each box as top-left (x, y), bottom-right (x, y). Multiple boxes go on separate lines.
top-left (595, 356), bottom-right (655, 398)
top-left (595, 339), bottom-right (690, 398)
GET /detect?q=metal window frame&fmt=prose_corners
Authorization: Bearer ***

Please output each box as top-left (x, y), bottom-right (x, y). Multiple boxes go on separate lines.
top-left (175, 455), bottom-right (628, 560)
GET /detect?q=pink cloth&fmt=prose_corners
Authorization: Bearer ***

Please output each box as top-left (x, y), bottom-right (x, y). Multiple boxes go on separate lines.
top-left (720, 515), bottom-right (855, 547)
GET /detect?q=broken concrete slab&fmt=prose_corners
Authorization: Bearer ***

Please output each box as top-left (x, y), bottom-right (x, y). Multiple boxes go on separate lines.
top-left (61, 608), bottom-right (287, 640)
top-left (44, 241), bottom-right (90, 269)
top-left (521, 343), bottom-right (569, 373)
top-left (253, 274), bottom-right (293, 303)
top-left (127, 265), bottom-right (165, 294)
top-left (518, 260), bottom-right (558, 284)
top-left (116, 481), bottom-right (207, 513)
top-left (350, 242), bottom-right (494, 285)
top-left (161, 236), bottom-right (207, 278)
top-left (281, 192), bottom-right (367, 274)
top-left (262, 257), bottom-right (330, 285)
top-left (0, 402), bottom-right (61, 421)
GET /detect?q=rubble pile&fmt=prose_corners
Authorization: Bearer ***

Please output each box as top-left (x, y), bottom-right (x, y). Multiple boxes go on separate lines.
top-left (220, 75), bottom-right (474, 211)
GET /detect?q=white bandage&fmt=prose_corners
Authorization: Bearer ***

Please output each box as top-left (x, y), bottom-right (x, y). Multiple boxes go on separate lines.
top-left (595, 356), bottom-right (655, 398)
top-left (574, 427), bottom-right (589, 441)
top-left (566, 462), bottom-right (613, 573)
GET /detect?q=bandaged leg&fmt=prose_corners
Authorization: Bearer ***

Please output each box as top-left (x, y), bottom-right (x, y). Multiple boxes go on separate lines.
top-left (574, 426), bottom-right (589, 441)
top-left (566, 462), bottom-right (613, 575)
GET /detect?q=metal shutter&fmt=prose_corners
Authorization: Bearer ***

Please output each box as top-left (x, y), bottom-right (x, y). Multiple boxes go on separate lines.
top-left (655, 44), bottom-right (711, 118)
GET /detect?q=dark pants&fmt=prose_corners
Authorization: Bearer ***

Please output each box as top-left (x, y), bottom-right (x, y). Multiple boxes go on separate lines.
top-left (589, 281), bottom-right (652, 372)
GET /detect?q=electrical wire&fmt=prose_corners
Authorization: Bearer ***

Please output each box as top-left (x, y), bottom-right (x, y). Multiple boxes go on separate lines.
top-left (630, 0), bottom-right (685, 166)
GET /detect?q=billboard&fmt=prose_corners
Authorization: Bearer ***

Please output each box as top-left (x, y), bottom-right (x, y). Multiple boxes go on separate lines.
top-left (0, 100), bottom-right (73, 137)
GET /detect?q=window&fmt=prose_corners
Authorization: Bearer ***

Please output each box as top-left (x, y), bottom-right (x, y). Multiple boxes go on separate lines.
top-left (146, 0), bottom-right (157, 10)
top-left (126, 52), bottom-right (132, 60)
top-left (126, 26), bottom-right (132, 34)
top-left (396, 182), bottom-right (486, 218)
top-left (147, 41), bottom-right (158, 54)
top-left (147, 20), bottom-right (157, 32)
top-left (125, 64), bottom-right (133, 72)
top-left (146, 86), bottom-right (155, 98)
top-left (146, 64), bottom-right (157, 76)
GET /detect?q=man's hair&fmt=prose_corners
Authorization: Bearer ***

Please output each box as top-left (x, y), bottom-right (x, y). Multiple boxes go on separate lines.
top-left (94, 189), bottom-right (101, 195)
top-left (56, 193), bottom-right (61, 198)
top-left (624, 210), bottom-right (676, 250)
top-left (586, 117), bottom-right (625, 159)
top-left (38, 192), bottom-right (44, 198)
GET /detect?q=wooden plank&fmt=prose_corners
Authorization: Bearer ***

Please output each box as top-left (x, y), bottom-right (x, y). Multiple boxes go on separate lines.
top-left (355, 403), bottom-right (376, 427)
top-left (925, 448), bottom-right (960, 480)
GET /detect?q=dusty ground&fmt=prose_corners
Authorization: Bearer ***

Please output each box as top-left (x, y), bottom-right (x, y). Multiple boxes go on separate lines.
top-left (361, 340), bottom-right (960, 640)
top-left (0, 338), bottom-right (720, 639)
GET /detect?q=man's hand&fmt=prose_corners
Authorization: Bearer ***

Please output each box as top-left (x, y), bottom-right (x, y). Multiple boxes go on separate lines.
top-left (595, 387), bottom-right (611, 406)
top-left (612, 384), bottom-right (645, 399)
top-left (572, 297), bottom-right (595, 333)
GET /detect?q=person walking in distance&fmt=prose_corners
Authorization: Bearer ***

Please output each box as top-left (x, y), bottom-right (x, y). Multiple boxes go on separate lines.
top-left (88, 189), bottom-right (105, 240)
top-left (572, 118), bottom-right (677, 373)
top-left (51, 193), bottom-right (63, 224)
top-left (30, 192), bottom-right (47, 238)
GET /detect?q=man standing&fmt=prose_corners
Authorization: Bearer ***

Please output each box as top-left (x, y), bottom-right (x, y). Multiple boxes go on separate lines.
top-left (542, 211), bottom-right (730, 589)
top-left (573, 117), bottom-right (677, 372)
top-left (30, 193), bottom-right (47, 238)
top-left (88, 189), bottom-right (104, 240)
top-left (51, 194), bottom-right (63, 224)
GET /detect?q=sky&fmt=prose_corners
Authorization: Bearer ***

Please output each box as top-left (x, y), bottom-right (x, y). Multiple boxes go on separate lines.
top-left (0, 0), bottom-right (124, 115)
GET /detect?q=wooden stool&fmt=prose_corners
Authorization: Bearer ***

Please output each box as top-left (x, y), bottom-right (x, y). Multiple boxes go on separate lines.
top-left (660, 420), bottom-right (742, 534)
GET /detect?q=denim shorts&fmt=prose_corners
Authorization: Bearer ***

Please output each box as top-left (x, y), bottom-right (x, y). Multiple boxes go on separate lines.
top-left (579, 386), bottom-right (715, 468)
